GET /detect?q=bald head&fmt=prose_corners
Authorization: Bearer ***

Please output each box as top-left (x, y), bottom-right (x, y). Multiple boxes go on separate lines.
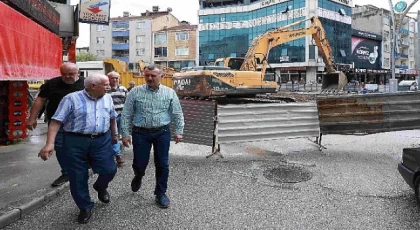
top-left (60, 63), bottom-right (79, 84)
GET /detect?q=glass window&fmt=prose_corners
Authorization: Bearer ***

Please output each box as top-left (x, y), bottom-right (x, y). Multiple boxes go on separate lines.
top-left (176, 32), bottom-right (189, 41)
top-left (154, 47), bottom-right (167, 57)
top-left (136, 48), bottom-right (145, 56)
top-left (136, 35), bottom-right (145, 43)
top-left (154, 33), bottom-right (167, 44)
top-left (97, 25), bottom-right (105, 31)
top-left (136, 22), bottom-right (145, 29)
top-left (176, 47), bottom-right (189, 56)
top-left (383, 17), bottom-right (389, 25)
top-left (96, 37), bottom-right (105, 44)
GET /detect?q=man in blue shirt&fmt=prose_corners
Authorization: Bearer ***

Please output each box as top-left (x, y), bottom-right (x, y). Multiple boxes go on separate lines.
top-left (38, 73), bottom-right (118, 224)
top-left (121, 64), bottom-right (184, 209)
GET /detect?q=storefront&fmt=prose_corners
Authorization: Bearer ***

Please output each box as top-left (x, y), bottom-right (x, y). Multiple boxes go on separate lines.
top-left (0, 1), bottom-right (62, 143)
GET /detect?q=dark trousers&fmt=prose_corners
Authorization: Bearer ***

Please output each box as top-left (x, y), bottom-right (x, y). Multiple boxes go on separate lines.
top-left (64, 132), bottom-right (117, 210)
top-left (132, 127), bottom-right (171, 195)
top-left (54, 126), bottom-right (67, 175)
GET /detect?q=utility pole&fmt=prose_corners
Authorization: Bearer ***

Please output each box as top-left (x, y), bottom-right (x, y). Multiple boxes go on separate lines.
top-left (388, 0), bottom-right (419, 92)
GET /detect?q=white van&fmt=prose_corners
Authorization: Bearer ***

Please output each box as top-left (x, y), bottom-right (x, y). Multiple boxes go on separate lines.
top-left (76, 61), bottom-right (105, 78)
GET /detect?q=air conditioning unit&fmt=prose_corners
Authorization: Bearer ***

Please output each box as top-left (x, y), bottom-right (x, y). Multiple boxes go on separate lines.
top-left (154, 55), bottom-right (160, 58)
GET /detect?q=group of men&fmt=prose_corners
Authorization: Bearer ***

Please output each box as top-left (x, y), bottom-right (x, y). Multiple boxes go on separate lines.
top-left (26, 63), bottom-right (184, 224)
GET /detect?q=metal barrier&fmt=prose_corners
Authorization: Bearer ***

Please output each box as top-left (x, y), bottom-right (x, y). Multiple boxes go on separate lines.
top-left (317, 92), bottom-right (420, 135)
top-left (216, 102), bottom-right (320, 144)
top-left (174, 99), bottom-right (216, 146)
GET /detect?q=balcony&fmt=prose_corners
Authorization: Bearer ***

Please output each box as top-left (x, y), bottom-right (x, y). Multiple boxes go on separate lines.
top-left (112, 43), bottom-right (129, 50)
top-left (395, 53), bottom-right (409, 59)
top-left (400, 28), bottom-right (409, 36)
top-left (112, 31), bottom-right (129, 37)
top-left (400, 40), bottom-right (410, 47)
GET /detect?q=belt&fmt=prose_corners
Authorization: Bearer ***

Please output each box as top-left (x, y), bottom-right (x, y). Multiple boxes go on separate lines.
top-left (66, 132), bottom-right (107, 138)
top-left (132, 125), bottom-right (169, 133)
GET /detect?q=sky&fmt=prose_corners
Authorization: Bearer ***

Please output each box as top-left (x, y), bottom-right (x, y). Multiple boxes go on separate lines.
top-left (71, 0), bottom-right (420, 48)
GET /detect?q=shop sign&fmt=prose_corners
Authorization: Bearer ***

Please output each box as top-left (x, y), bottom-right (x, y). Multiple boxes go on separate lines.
top-left (2, 0), bottom-right (60, 34)
top-left (79, 0), bottom-right (111, 25)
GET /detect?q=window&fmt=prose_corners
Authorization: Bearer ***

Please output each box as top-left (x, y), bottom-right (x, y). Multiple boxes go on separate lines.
top-left (383, 16), bottom-right (389, 25)
top-left (97, 25), bottom-right (105, 31)
top-left (96, 50), bottom-right (105, 56)
top-left (409, 49), bottom-right (414, 57)
top-left (410, 37), bottom-right (414, 44)
top-left (410, 61), bottom-right (415, 68)
top-left (97, 37), bottom-right (105, 44)
top-left (383, 58), bottom-right (390, 68)
top-left (136, 35), bottom-right (145, 43)
top-left (136, 48), bottom-right (145, 56)
top-left (176, 32), bottom-right (189, 41)
top-left (384, 44), bottom-right (390, 52)
top-left (154, 47), bottom-right (167, 57)
top-left (136, 22), bottom-right (145, 29)
top-left (176, 47), bottom-right (189, 56)
top-left (154, 33), bottom-right (167, 44)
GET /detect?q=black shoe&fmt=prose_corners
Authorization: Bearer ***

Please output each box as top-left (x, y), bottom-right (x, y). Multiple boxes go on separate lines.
top-left (131, 176), bottom-right (142, 192)
top-left (78, 208), bottom-right (93, 224)
top-left (155, 194), bottom-right (170, 209)
top-left (93, 185), bottom-right (110, 203)
top-left (51, 174), bottom-right (69, 187)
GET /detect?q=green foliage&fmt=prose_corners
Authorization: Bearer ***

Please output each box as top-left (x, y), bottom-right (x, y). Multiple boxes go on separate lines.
top-left (76, 52), bottom-right (97, 62)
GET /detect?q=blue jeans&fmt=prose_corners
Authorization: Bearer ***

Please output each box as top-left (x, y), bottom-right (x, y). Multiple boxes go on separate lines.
top-left (64, 132), bottom-right (117, 210)
top-left (112, 115), bottom-right (122, 156)
top-left (132, 126), bottom-right (171, 195)
top-left (54, 126), bottom-right (67, 175)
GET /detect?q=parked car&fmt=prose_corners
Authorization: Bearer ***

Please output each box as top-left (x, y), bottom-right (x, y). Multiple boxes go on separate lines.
top-left (398, 147), bottom-right (420, 205)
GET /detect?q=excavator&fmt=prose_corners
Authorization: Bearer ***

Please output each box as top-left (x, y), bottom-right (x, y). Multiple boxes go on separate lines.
top-left (173, 16), bottom-right (347, 98)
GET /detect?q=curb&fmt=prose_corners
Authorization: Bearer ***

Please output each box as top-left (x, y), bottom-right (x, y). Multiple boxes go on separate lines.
top-left (0, 183), bottom-right (69, 229)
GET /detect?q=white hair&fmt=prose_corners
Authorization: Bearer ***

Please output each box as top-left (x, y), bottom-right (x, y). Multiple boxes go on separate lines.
top-left (85, 73), bottom-right (107, 88)
top-left (107, 71), bottom-right (120, 78)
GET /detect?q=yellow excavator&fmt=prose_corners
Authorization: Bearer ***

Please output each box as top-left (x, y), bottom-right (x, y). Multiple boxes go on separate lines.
top-left (173, 16), bottom-right (347, 98)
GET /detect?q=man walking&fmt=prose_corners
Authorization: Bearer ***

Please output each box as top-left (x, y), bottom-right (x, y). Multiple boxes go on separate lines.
top-left (120, 64), bottom-right (184, 209)
top-left (27, 63), bottom-right (84, 187)
top-left (107, 71), bottom-right (128, 164)
top-left (39, 73), bottom-right (118, 224)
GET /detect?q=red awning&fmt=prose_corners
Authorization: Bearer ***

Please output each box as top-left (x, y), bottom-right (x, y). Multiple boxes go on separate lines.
top-left (0, 2), bottom-right (62, 80)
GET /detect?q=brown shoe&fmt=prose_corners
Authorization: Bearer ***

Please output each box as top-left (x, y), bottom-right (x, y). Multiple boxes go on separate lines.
top-left (116, 155), bottom-right (125, 164)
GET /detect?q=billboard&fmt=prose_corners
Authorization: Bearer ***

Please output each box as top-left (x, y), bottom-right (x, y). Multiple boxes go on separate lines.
top-left (351, 36), bottom-right (381, 69)
top-left (79, 0), bottom-right (110, 25)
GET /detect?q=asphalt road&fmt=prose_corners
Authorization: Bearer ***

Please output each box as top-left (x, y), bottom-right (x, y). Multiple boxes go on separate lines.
top-left (4, 129), bottom-right (420, 229)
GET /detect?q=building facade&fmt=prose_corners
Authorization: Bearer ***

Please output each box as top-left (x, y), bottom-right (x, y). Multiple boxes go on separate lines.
top-left (198, 0), bottom-right (353, 83)
top-left (153, 23), bottom-right (198, 68)
top-left (352, 4), bottom-right (418, 83)
top-left (89, 8), bottom-right (180, 71)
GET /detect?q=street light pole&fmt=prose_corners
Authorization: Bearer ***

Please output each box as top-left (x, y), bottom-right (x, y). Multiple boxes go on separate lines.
top-left (388, 0), bottom-right (399, 92)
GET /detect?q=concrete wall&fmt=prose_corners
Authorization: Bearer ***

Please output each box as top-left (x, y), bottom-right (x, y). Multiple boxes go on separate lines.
top-left (90, 24), bottom-right (112, 60)
top-left (129, 19), bottom-right (153, 65)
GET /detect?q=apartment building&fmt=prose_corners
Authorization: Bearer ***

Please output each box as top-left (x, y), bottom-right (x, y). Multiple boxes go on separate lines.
top-left (352, 4), bottom-right (418, 83)
top-left (89, 6), bottom-right (180, 70)
top-left (198, 0), bottom-right (353, 84)
top-left (153, 22), bottom-right (198, 68)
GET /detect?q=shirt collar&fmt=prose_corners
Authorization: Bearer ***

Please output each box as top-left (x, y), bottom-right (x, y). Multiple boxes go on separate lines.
top-left (83, 89), bottom-right (103, 100)
top-left (146, 83), bottom-right (161, 92)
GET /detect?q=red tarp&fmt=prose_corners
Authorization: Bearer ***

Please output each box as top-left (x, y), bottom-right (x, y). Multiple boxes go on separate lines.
top-left (0, 2), bottom-right (62, 80)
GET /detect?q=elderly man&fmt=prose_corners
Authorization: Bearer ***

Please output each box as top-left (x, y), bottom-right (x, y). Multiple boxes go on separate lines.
top-left (27, 63), bottom-right (84, 187)
top-left (121, 64), bottom-right (184, 209)
top-left (127, 81), bottom-right (136, 92)
top-left (107, 71), bottom-right (128, 164)
top-left (39, 73), bottom-right (118, 224)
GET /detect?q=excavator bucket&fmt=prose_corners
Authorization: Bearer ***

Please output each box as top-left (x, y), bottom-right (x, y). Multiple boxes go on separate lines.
top-left (321, 71), bottom-right (348, 92)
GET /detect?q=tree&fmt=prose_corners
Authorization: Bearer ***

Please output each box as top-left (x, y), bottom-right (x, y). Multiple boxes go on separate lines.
top-left (76, 52), bottom-right (97, 62)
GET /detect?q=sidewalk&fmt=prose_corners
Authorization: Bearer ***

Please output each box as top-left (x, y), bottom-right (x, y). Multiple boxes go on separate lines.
top-left (0, 121), bottom-right (69, 228)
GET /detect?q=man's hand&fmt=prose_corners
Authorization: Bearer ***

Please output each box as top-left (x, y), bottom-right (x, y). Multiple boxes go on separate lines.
top-left (111, 135), bottom-right (118, 144)
top-left (122, 136), bottom-right (132, 147)
top-left (174, 134), bottom-right (183, 144)
top-left (26, 118), bottom-right (38, 131)
top-left (38, 144), bottom-right (54, 161)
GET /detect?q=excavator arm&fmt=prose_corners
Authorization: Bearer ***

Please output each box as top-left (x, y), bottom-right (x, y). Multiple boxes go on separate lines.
top-left (240, 17), bottom-right (336, 75)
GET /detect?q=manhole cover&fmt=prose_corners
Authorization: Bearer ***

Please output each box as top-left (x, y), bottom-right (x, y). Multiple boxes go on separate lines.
top-left (263, 165), bottom-right (312, 183)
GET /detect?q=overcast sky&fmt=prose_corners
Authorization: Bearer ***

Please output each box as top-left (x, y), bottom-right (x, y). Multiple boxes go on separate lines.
top-left (71, 0), bottom-right (420, 48)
